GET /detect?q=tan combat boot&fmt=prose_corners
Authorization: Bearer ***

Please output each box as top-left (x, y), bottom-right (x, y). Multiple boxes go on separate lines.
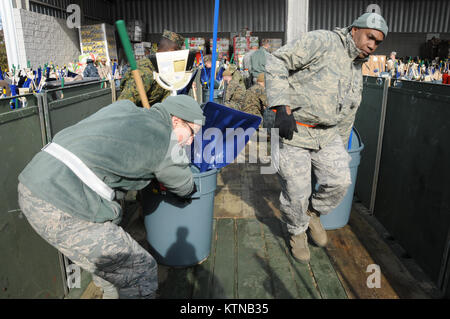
top-left (307, 210), bottom-right (328, 247)
top-left (290, 232), bottom-right (310, 264)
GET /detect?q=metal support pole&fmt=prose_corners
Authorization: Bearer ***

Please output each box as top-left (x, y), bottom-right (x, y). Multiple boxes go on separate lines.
top-left (208, 0), bottom-right (220, 102)
top-left (369, 77), bottom-right (390, 214)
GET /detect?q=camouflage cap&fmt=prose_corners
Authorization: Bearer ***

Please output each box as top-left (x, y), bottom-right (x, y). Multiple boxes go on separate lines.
top-left (162, 30), bottom-right (185, 49)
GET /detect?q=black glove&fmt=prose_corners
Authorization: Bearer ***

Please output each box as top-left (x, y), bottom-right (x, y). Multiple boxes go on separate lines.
top-left (273, 105), bottom-right (298, 140)
top-left (173, 183), bottom-right (197, 205)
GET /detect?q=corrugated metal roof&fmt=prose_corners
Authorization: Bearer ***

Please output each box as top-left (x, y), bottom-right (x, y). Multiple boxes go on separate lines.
top-left (309, 0), bottom-right (449, 33)
top-left (113, 0), bottom-right (286, 33)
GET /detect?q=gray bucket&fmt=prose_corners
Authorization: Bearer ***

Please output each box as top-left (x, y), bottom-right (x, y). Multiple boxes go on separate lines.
top-left (142, 167), bottom-right (217, 267)
top-left (319, 128), bottom-right (364, 230)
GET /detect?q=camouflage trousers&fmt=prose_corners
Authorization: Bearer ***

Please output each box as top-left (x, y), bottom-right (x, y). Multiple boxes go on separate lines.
top-left (274, 135), bottom-right (352, 235)
top-left (17, 183), bottom-right (158, 299)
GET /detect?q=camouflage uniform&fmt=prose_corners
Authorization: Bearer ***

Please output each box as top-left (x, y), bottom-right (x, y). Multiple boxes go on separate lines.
top-left (272, 137), bottom-right (351, 235)
top-left (242, 83), bottom-right (267, 117)
top-left (118, 58), bottom-right (171, 107)
top-left (266, 27), bottom-right (365, 235)
top-left (223, 77), bottom-right (246, 110)
top-left (227, 64), bottom-right (246, 91)
top-left (18, 183), bottom-right (158, 298)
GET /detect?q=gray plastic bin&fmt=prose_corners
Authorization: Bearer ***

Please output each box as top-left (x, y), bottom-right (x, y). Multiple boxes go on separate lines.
top-left (142, 167), bottom-right (217, 267)
top-left (320, 128), bottom-right (364, 230)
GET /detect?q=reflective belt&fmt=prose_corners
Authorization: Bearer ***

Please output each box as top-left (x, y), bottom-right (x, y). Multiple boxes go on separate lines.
top-left (42, 142), bottom-right (115, 201)
top-left (271, 109), bottom-right (318, 128)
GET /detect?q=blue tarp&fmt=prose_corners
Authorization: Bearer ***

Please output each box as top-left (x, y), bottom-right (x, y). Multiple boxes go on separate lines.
top-left (190, 102), bottom-right (261, 172)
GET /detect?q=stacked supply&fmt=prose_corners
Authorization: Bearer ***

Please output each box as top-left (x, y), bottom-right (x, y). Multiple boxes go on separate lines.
top-left (188, 37), bottom-right (206, 51)
top-left (233, 36), bottom-right (259, 69)
top-left (79, 23), bottom-right (118, 64)
top-left (133, 43), bottom-right (145, 59)
top-left (362, 55), bottom-right (386, 76)
top-left (210, 38), bottom-right (230, 61)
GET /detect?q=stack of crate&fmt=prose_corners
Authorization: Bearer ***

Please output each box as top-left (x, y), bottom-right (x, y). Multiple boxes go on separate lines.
top-left (233, 36), bottom-right (259, 69)
top-left (210, 38), bottom-right (230, 61)
top-left (188, 37), bottom-right (206, 51)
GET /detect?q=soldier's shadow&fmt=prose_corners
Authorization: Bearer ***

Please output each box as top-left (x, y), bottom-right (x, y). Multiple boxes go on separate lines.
top-left (120, 196), bottom-right (225, 299)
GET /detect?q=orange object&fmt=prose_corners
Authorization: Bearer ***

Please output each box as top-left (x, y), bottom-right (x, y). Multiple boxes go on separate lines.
top-left (272, 109), bottom-right (317, 128)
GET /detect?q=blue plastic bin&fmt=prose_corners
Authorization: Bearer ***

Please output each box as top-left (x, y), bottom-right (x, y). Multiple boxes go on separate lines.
top-left (142, 167), bottom-right (217, 267)
top-left (319, 128), bottom-right (364, 230)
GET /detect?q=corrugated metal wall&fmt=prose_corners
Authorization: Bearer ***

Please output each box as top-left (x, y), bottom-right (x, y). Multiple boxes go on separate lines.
top-left (28, 0), bottom-right (115, 24)
top-left (309, 0), bottom-right (450, 33)
top-left (112, 0), bottom-right (286, 33)
top-left (28, 0), bottom-right (71, 19)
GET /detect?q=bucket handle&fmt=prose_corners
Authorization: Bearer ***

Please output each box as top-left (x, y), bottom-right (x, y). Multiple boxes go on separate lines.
top-left (190, 178), bottom-right (202, 199)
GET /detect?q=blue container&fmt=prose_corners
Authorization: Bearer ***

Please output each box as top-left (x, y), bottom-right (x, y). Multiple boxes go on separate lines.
top-left (142, 167), bottom-right (217, 267)
top-left (319, 128), bottom-right (364, 230)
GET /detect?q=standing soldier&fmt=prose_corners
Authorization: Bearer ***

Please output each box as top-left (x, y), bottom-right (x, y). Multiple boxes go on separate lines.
top-left (222, 69), bottom-right (246, 110)
top-left (227, 63), bottom-right (246, 90)
top-left (242, 73), bottom-right (267, 118)
top-left (250, 39), bottom-right (270, 83)
top-left (265, 12), bottom-right (388, 263)
top-left (118, 30), bottom-right (185, 107)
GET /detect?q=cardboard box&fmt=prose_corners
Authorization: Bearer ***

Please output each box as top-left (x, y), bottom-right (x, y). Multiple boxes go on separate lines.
top-left (134, 43), bottom-right (145, 57)
top-left (362, 55), bottom-right (386, 76)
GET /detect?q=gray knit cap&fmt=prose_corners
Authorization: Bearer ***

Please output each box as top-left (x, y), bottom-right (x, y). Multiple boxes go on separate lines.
top-left (163, 95), bottom-right (205, 125)
top-left (352, 12), bottom-right (389, 37)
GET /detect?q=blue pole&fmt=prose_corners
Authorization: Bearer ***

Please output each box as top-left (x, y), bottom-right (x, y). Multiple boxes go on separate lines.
top-left (209, 0), bottom-right (220, 102)
top-left (348, 129), bottom-right (353, 150)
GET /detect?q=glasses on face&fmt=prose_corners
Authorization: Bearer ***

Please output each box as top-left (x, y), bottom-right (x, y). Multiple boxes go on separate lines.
top-left (183, 121), bottom-right (196, 140)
